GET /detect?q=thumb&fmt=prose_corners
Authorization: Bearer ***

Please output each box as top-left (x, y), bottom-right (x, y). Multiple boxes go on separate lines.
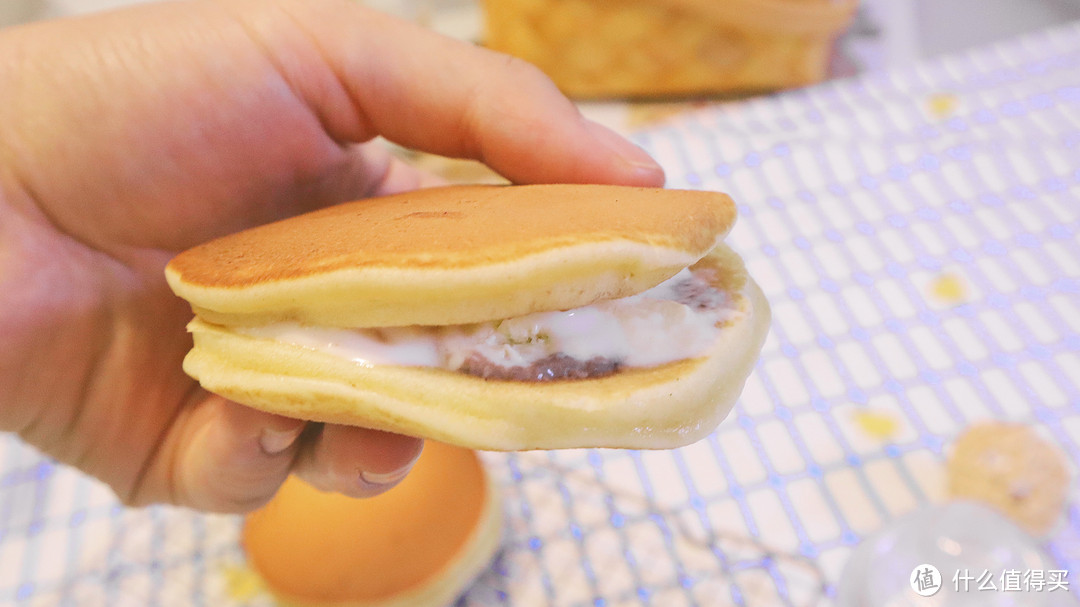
top-left (140, 394), bottom-right (306, 513)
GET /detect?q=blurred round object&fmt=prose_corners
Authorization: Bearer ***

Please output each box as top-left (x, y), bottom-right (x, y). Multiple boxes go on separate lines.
top-left (243, 441), bottom-right (501, 607)
top-left (836, 502), bottom-right (1067, 606)
top-left (947, 421), bottom-right (1069, 537)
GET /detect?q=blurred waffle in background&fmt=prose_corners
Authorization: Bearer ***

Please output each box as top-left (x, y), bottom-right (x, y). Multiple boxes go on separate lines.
top-left (482, 0), bottom-right (859, 99)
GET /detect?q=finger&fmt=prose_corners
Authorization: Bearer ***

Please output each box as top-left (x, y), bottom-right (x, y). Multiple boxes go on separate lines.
top-left (235, 0), bottom-right (665, 187)
top-left (329, 141), bottom-right (448, 201)
top-left (293, 424), bottom-right (424, 499)
top-left (278, 141), bottom-right (446, 217)
top-left (137, 394), bottom-right (306, 513)
top-left (369, 151), bottom-right (449, 196)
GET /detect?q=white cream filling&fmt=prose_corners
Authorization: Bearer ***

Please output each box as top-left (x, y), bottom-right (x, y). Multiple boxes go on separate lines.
top-left (236, 268), bottom-right (740, 372)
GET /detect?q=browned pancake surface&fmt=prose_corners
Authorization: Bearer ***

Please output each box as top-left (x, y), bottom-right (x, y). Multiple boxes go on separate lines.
top-left (167, 184), bottom-right (734, 288)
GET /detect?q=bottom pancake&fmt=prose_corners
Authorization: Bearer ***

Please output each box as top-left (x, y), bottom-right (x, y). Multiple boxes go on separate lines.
top-left (182, 247), bottom-right (770, 450)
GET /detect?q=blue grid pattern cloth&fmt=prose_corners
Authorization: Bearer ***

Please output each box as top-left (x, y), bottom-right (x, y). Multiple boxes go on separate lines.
top-left (2, 20), bottom-right (1080, 607)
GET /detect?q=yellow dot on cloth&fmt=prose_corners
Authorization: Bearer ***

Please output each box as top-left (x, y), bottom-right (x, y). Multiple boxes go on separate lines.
top-left (853, 410), bottom-right (900, 440)
top-left (222, 564), bottom-right (266, 602)
top-left (927, 93), bottom-right (960, 118)
top-left (928, 272), bottom-right (968, 305)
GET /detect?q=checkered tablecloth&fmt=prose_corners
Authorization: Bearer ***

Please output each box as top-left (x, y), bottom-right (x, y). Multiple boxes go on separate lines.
top-left (2, 19), bottom-right (1079, 607)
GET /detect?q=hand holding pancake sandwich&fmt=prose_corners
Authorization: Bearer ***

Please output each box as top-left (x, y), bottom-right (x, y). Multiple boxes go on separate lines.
top-left (167, 184), bottom-right (769, 451)
top-left (0, 0), bottom-right (668, 512)
top-left (172, 183), bottom-right (768, 607)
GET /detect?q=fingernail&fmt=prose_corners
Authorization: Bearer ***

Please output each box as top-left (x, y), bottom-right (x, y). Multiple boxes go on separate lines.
top-left (359, 467), bottom-right (411, 486)
top-left (585, 120), bottom-right (665, 180)
top-left (259, 426), bottom-right (303, 455)
top-left (358, 449), bottom-right (423, 487)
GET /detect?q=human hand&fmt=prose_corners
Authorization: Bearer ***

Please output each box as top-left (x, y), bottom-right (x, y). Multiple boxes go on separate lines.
top-left (0, 0), bottom-right (663, 512)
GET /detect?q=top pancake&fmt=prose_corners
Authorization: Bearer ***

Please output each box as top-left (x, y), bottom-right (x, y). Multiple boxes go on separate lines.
top-left (165, 184), bottom-right (736, 328)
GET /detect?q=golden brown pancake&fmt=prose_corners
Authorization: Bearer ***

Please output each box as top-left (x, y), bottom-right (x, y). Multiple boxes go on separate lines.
top-left (243, 442), bottom-right (501, 607)
top-left (165, 184), bottom-right (735, 328)
top-left (166, 184), bottom-right (769, 450)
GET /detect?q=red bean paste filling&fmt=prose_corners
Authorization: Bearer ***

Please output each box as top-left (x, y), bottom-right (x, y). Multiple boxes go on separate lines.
top-left (457, 271), bottom-right (726, 382)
